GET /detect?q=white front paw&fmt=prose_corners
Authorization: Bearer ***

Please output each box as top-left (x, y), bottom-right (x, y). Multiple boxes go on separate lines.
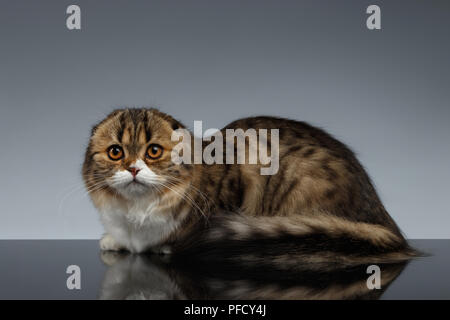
top-left (100, 234), bottom-right (123, 251)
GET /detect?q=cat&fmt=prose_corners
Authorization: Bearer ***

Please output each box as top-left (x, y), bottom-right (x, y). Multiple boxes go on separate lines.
top-left (83, 108), bottom-right (417, 265)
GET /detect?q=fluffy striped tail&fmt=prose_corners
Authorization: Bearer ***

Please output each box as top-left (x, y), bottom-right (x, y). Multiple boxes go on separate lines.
top-left (178, 212), bottom-right (419, 269)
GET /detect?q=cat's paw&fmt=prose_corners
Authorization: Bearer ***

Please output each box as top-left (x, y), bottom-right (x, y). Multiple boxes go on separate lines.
top-left (100, 250), bottom-right (128, 266)
top-left (100, 234), bottom-right (123, 251)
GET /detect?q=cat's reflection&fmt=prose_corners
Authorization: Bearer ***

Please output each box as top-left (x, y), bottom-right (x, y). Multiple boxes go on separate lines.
top-left (99, 251), bottom-right (407, 300)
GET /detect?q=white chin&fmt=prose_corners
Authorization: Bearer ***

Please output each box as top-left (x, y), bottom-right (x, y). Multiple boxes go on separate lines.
top-left (117, 181), bottom-right (151, 198)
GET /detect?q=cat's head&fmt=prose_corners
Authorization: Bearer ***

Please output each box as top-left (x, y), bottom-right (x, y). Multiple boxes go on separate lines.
top-left (82, 108), bottom-right (191, 200)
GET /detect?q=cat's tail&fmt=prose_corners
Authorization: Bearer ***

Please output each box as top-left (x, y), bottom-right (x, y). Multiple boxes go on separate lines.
top-left (190, 212), bottom-right (420, 268)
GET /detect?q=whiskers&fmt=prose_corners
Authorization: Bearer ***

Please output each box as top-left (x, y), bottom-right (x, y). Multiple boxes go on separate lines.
top-left (163, 175), bottom-right (213, 217)
top-left (134, 174), bottom-right (213, 223)
top-left (57, 176), bottom-right (109, 219)
top-left (59, 171), bottom-right (213, 228)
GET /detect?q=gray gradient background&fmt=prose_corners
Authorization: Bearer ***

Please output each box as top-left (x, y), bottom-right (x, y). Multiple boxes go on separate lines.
top-left (0, 0), bottom-right (449, 239)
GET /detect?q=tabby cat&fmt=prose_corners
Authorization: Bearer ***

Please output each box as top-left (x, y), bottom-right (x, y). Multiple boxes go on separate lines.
top-left (83, 108), bottom-right (415, 265)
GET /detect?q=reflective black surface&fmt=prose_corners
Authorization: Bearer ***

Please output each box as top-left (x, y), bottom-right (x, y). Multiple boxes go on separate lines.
top-left (0, 240), bottom-right (449, 299)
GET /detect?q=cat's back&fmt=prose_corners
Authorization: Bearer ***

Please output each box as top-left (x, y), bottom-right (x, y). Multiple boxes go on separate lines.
top-left (220, 115), bottom-right (364, 189)
top-left (222, 116), bottom-right (355, 159)
top-left (215, 116), bottom-right (402, 236)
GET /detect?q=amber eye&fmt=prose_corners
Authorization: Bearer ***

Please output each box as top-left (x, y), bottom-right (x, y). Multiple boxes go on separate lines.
top-left (107, 145), bottom-right (124, 161)
top-left (146, 144), bottom-right (163, 159)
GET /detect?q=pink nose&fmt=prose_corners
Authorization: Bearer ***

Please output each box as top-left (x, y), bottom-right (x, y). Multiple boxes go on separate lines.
top-left (128, 167), bottom-right (140, 177)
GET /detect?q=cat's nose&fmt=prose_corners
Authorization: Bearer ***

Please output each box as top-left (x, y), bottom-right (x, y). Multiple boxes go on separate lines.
top-left (127, 167), bottom-right (140, 178)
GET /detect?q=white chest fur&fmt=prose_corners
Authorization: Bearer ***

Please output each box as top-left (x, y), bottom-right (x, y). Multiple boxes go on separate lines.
top-left (99, 196), bottom-right (181, 253)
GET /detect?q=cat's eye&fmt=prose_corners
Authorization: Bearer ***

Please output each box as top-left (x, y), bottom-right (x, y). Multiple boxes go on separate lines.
top-left (146, 144), bottom-right (163, 159)
top-left (107, 145), bottom-right (124, 161)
